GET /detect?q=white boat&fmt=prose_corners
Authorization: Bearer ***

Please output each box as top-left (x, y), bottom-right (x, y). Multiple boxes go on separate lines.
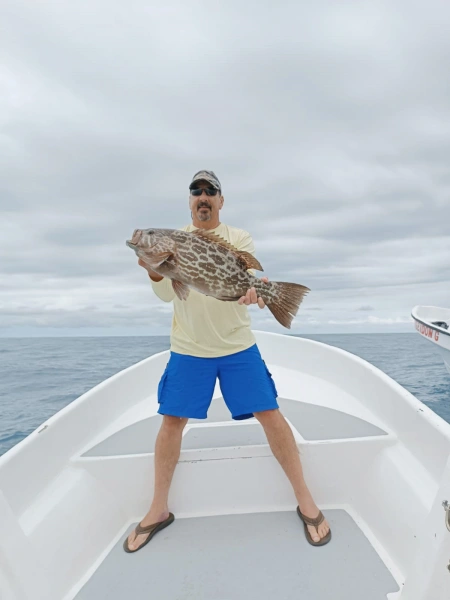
top-left (411, 305), bottom-right (450, 375)
top-left (1, 331), bottom-right (450, 600)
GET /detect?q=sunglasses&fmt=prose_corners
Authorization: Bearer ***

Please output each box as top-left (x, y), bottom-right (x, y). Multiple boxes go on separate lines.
top-left (190, 187), bottom-right (219, 197)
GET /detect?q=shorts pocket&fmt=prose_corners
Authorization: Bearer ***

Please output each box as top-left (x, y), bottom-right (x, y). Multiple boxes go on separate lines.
top-left (263, 360), bottom-right (279, 398)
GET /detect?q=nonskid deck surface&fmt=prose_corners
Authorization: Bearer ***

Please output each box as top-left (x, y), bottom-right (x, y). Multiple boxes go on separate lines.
top-left (82, 397), bottom-right (387, 457)
top-left (73, 510), bottom-right (399, 600)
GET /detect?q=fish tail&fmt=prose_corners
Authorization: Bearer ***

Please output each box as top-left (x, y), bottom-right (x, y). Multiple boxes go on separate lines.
top-left (265, 282), bottom-right (310, 329)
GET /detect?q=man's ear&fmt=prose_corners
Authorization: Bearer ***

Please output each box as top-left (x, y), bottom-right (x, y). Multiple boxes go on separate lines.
top-left (220, 195), bottom-right (224, 208)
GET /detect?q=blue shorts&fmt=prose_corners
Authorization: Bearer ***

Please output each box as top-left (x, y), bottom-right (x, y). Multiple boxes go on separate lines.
top-left (157, 344), bottom-right (279, 420)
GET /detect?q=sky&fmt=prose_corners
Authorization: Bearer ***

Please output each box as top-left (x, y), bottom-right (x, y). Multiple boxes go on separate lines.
top-left (2, 0), bottom-right (450, 337)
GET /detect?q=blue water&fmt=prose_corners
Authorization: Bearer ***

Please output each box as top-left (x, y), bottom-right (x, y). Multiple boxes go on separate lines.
top-left (0, 333), bottom-right (448, 457)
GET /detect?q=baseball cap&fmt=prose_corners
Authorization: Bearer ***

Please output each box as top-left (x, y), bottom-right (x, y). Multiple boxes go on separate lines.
top-left (189, 170), bottom-right (221, 192)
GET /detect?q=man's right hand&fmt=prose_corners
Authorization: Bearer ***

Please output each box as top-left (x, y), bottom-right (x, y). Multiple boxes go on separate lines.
top-left (138, 258), bottom-right (163, 282)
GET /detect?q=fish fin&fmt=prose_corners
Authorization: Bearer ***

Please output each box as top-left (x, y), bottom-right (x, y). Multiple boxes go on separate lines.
top-left (191, 229), bottom-right (264, 271)
top-left (172, 279), bottom-right (190, 301)
top-left (236, 252), bottom-right (263, 272)
top-left (266, 282), bottom-right (310, 329)
top-left (216, 295), bottom-right (241, 301)
top-left (145, 251), bottom-right (175, 269)
top-left (191, 228), bottom-right (241, 251)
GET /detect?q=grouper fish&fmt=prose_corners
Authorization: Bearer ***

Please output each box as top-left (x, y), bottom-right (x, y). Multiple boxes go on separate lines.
top-left (126, 228), bottom-right (310, 329)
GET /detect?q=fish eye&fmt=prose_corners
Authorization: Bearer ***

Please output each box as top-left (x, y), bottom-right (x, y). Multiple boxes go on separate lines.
top-left (146, 229), bottom-right (155, 235)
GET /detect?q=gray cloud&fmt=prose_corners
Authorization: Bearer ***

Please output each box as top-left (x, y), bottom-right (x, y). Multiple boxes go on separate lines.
top-left (1, 0), bottom-right (450, 336)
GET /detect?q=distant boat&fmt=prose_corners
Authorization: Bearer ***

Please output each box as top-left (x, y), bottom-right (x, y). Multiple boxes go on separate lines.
top-left (411, 305), bottom-right (450, 375)
top-left (1, 330), bottom-right (450, 599)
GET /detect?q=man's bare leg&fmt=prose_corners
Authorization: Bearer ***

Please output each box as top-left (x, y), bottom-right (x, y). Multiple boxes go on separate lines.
top-left (127, 415), bottom-right (188, 551)
top-left (253, 409), bottom-right (330, 543)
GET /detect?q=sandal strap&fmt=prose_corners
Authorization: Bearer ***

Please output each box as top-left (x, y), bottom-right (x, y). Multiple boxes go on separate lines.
top-left (299, 509), bottom-right (324, 528)
top-left (135, 514), bottom-right (172, 535)
top-left (135, 521), bottom-right (160, 535)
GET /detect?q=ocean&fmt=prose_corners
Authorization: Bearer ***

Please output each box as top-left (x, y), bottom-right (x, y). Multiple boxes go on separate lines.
top-left (0, 333), bottom-right (449, 457)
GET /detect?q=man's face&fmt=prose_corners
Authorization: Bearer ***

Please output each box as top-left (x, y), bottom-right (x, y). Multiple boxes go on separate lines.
top-left (189, 180), bottom-right (224, 222)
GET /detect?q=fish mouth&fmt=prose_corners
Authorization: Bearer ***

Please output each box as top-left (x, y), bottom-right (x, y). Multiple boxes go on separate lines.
top-left (126, 229), bottom-right (143, 250)
top-left (126, 239), bottom-right (157, 251)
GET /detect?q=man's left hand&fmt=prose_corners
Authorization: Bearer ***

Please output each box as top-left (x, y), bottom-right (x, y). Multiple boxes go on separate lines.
top-left (238, 277), bottom-right (269, 308)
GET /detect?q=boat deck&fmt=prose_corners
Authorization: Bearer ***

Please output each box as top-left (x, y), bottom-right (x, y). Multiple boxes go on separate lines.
top-left (74, 510), bottom-right (399, 600)
top-left (70, 394), bottom-right (400, 599)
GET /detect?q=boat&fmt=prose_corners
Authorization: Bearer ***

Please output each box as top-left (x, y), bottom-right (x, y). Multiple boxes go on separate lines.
top-left (411, 305), bottom-right (450, 375)
top-left (1, 330), bottom-right (450, 600)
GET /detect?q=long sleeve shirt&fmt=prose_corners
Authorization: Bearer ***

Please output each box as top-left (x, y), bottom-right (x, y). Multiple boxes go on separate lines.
top-left (150, 222), bottom-right (257, 357)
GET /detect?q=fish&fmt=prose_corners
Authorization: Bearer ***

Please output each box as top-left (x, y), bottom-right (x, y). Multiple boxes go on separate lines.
top-left (126, 228), bottom-right (310, 329)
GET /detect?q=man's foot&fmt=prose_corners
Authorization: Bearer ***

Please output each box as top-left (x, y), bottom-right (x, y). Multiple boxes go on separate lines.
top-left (297, 502), bottom-right (331, 543)
top-left (125, 509), bottom-right (171, 552)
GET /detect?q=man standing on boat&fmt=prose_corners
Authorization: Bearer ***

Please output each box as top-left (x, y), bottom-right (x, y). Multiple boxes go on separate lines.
top-left (124, 170), bottom-right (331, 553)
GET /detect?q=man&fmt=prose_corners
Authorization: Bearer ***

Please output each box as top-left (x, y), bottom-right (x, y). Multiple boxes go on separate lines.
top-left (124, 170), bottom-right (331, 553)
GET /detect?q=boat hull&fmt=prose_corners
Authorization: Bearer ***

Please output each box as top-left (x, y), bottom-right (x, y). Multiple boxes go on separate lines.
top-left (1, 330), bottom-right (450, 600)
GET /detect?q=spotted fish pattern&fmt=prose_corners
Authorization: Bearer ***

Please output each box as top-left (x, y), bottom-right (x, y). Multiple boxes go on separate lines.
top-left (126, 228), bottom-right (310, 329)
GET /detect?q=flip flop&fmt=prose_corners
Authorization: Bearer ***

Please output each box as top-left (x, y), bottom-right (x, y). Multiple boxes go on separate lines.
top-left (123, 512), bottom-right (175, 553)
top-left (297, 506), bottom-right (331, 546)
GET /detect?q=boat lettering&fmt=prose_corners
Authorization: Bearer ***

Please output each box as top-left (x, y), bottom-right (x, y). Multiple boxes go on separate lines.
top-left (415, 321), bottom-right (435, 339)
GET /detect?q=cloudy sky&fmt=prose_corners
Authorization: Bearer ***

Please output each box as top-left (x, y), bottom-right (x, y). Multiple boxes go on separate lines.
top-left (2, 0), bottom-right (449, 337)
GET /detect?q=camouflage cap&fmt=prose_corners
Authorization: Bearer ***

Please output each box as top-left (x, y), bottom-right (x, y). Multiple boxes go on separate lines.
top-left (189, 170), bottom-right (221, 192)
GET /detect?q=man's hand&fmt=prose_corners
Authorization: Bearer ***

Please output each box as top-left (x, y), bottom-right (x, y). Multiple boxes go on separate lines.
top-left (237, 277), bottom-right (269, 308)
top-left (138, 258), bottom-right (163, 282)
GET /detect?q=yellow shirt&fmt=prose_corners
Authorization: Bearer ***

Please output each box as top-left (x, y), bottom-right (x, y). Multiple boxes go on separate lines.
top-left (150, 222), bottom-right (257, 357)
